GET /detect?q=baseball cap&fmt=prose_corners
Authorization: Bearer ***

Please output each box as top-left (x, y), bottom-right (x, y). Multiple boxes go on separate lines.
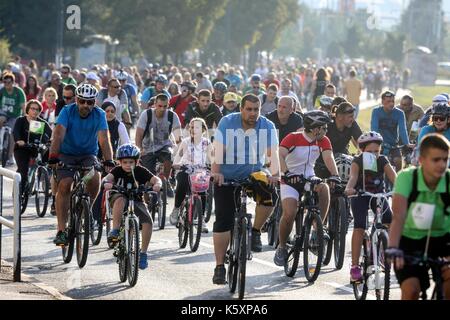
top-left (224, 92), bottom-right (238, 103)
top-left (251, 74), bottom-right (262, 82)
top-left (432, 94), bottom-right (449, 105)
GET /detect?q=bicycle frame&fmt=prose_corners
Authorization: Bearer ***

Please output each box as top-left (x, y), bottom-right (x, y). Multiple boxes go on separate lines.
top-left (362, 192), bottom-right (392, 291)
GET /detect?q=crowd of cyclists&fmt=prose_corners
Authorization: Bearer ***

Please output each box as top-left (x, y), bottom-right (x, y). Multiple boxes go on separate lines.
top-left (0, 56), bottom-right (449, 300)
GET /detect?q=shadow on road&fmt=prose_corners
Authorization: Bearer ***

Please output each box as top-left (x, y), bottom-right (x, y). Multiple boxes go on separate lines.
top-left (65, 281), bottom-right (131, 299)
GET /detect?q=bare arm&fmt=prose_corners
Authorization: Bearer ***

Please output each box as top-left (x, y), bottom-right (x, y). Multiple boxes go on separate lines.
top-left (49, 124), bottom-right (66, 156)
top-left (384, 163), bottom-right (397, 185)
top-left (267, 145), bottom-right (280, 177)
top-left (135, 127), bottom-right (145, 150)
top-left (322, 150), bottom-right (339, 176)
top-left (173, 140), bottom-right (186, 167)
top-left (98, 130), bottom-right (113, 161)
top-left (279, 146), bottom-right (289, 174)
top-left (345, 162), bottom-right (359, 193)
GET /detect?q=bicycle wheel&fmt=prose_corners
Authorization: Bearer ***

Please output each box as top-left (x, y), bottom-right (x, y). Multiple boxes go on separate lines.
top-left (76, 200), bottom-right (90, 268)
top-left (118, 230), bottom-right (127, 283)
top-left (352, 237), bottom-right (370, 300)
top-left (323, 203), bottom-right (334, 266)
top-left (376, 231), bottom-right (390, 300)
top-left (228, 224), bottom-right (239, 293)
top-left (237, 219), bottom-right (248, 300)
top-left (35, 166), bottom-right (50, 218)
top-left (158, 178), bottom-right (167, 230)
top-left (178, 203), bottom-right (189, 249)
top-left (62, 214), bottom-right (75, 264)
top-left (90, 213), bottom-right (103, 246)
top-left (127, 218), bottom-right (140, 287)
top-left (285, 211), bottom-right (302, 277)
top-left (1, 131), bottom-right (10, 167)
top-left (334, 197), bottom-right (348, 270)
top-left (303, 210), bottom-right (324, 282)
top-left (189, 197), bottom-right (203, 252)
top-left (204, 182), bottom-right (213, 223)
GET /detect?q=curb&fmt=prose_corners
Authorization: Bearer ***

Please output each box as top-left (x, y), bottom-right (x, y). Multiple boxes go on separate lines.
top-left (1, 260), bottom-right (72, 300)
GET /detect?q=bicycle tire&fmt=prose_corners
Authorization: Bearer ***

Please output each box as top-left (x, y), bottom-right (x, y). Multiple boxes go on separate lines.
top-left (334, 197), bottom-right (348, 270)
top-left (178, 203), bottom-right (189, 249)
top-left (62, 214), bottom-right (75, 264)
top-left (204, 182), bottom-right (213, 223)
top-left (303, 210), bottom-right (324, 282)
top-left (127, 218), bottom-right (140, 287)
top-left (76, 200), bottom-right (90, 268)
top-left (189, 197), bottom-right (203, 252)
top-left (158, 178), bottom-right (167, 230)
top-left (285, 211), bottom-right (302, 277)
top-left (237, 219), bottom-right (248, 300)
top-left (90, 213), bottom-right (103, 246)
top-left (323, 203), bottom-right (334, 266)
top-left (352, 237), bottom-right (369, 300)
top-left (376, 231), bottom-right (390, 300)
top-left (35, 166), bottom-right (50, 217)
top-left (1, 131), bottom-right (10, 167)
top-left (118, 229), bottom-right (127, 283)
top-left (228, 223), bottom-right (239, 293)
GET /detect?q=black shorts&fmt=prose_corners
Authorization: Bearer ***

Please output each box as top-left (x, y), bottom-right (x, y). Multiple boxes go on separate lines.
top-left (140, 147), bottom-right (173, 175)
top-left (109, 193), bottom-right (153, 225)
top-left (395, 234), bottom-right (450, 291)
top-left (213, 184), bottom-right (277, 233)
top-left (56, 154), bottom-right (98, 182)
top-left (350, 196), bottom-right (392, 229)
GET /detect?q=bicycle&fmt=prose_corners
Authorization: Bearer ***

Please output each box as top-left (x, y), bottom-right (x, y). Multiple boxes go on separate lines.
top-left (323, 183), bottom-right (350, 270)
top-left (402, 254), bottom-right (450, 300)
top-left (58, 163), bottom-right (101, 268)
top-left (111, 184), bottom-right (156, 287)
top-left (177, 165), bottom-right (210, 252)
top-left (19, 143), bottom-right (51, 217)
top-left (0, 121), bottom-right (12, 167)
top-left (223, 179), bottom-right (254, 300)
top-left (283, 175), bottom-right (324, 282)
top-left (350, 191), bottom-right (393, 300)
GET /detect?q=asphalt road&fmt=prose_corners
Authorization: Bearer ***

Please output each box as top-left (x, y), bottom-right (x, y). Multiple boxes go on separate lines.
top-left (1, 174), bottom-right (402, 300)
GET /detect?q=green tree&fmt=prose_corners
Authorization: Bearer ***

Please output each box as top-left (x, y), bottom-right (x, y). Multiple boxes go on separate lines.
top-left (382, 32), bottom-right (406, 64)
top-left (0, 38), bottom-right (11, 67)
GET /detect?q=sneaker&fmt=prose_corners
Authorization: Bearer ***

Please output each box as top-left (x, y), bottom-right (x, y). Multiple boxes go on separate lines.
top-left (202, 217), bottom-right (208, 233)
top-left (139, 252), bottom-right (148, 270)
top-left (170, 207), bottom-right (180, 226)
top-left (6, 159), bottom-right (15, 167)
top-left (251, 230), bottom-right (263, 252)
top-left (273, 247), bottom-right (288, 266)
top-left (212, 265), bottom-right (226, 285)
top-left (167, 184), bottom-right (175, 198)
top-left (50, 202), bottom-right (56, 216)
top-left (350, 266), bottom-right (363, 283)
top-left (107, 229), bottom-right (120, 243)
top-left (53, 230), bottom-right (68, 246)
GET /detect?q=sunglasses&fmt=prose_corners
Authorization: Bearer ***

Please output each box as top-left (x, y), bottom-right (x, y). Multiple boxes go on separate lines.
top-left (78, 99), bottom-right (95, 106)
top-left (432, 115), bottom-right (448, 122)
top-left (3, 80), bottom-right (12, 85)
top-left (319, 126), bottom-right (328, 132)
top-left (63, 96), bottom-right (74, 100)
top-left (105, 109), bottom-right (116, 114)
top-left (110, 85), bottom-right (121, 89)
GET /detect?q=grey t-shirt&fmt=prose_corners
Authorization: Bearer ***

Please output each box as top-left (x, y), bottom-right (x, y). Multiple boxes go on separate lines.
top-left (137, 109), bottom-right (181, 155)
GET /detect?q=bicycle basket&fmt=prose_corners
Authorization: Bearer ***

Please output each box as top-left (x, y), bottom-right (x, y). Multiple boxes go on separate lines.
top-left (189, 171), bottom-right (210, 193)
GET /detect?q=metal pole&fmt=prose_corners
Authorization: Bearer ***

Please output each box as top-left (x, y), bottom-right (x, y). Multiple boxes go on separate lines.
top-left (55, 0), bottom-right (65, 68)
top-left (13, 174), bottom-right (21, 282)
top-left (0, 175), bottom-right (3, 270)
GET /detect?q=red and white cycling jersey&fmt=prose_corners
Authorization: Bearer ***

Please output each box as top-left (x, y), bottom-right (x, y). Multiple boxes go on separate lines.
top-left (280, 132), bottom-right (332, 178)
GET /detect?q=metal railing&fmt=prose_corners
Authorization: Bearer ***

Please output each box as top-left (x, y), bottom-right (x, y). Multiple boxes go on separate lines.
top-left (0, 167), bottom-right (21, 282)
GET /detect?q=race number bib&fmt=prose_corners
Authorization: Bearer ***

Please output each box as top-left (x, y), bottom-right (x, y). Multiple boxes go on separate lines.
top-left (410, 202), bottom-right (435, 230)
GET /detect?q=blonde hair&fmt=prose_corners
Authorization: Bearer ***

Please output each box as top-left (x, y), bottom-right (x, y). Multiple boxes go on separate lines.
top-left (189, 118), bottom-right (209, 140)
top-left (43, 87), bottom-right (58, 100)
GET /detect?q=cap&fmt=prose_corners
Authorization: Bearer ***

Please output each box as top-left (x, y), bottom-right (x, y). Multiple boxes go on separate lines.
top-left (381, 90), bottom-right (395, 99)
top-left (335, 102), bottom-right (356, 115)
top-left (251, 74), bottom-right (262, 82)
top-left (86, 72), bottom-right (100, 81)
top-left (224, 92), bottom-right (238, 103)
top-left (432, 94), bottom-right (449, 104)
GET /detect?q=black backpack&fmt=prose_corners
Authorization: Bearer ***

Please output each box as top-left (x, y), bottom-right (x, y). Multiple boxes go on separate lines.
top-left (407, 168), bottom-right (450, 216)
top-left (143, 108), bottom-right (174, 138)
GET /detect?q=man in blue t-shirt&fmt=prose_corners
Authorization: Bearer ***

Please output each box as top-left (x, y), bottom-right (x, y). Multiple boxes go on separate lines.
top-left (371, 90), bottom-right (415, 171)
top-left (49, 84), bottom-right (115, 246)
top-left (140, 75), bottom-right (171, 111)
top-left (210, 94), bottom-right (280, 285)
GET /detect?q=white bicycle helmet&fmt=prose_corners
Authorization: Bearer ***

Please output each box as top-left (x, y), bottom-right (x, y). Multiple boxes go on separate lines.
top-left (76, 83), bottom-right (98, 100)
top-left (335, 153), bottom-right (353, 183)
top-left (303, 110), bottom-right (332, 130)
top-left (116, 70), bottom-right (129, 81)
top-left (357, 131), bottom-right (383, 148)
